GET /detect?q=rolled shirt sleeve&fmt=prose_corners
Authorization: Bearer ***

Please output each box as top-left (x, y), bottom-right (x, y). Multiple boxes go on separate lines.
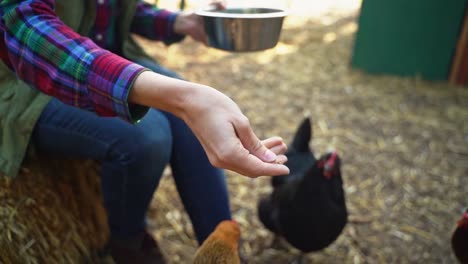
top-left (0, 0), bottom-right (148, 122)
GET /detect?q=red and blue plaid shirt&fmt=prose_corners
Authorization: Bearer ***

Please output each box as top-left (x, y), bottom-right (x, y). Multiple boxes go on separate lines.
top-left (0, 0), bottom-right (182, 121)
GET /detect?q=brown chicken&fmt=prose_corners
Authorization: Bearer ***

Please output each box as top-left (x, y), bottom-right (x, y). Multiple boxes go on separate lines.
top-left (193, 220), bottom-right (241, 264)
top-left (452, 209), bottom-right (468, 264)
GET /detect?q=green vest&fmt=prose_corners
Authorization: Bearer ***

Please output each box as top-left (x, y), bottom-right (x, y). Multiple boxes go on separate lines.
top-left (0, 0), bottom-right (152, 178)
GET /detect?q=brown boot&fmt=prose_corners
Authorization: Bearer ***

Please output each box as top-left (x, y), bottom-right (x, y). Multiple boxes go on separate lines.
top-left (108, 231), bottom-right (167, 264)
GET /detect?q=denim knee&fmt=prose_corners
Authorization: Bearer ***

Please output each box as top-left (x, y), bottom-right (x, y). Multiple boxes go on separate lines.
top-left (131, 131), bottom-right (172, 175)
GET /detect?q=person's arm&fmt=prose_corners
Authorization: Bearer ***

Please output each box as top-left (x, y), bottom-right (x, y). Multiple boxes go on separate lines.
top-left (130, 1), bottom-right (185, 44)
top-left (130, 71), bottom-right (290, 177)
top-left (132, 0), bottom-right (215, 45)
top-left (0, 0), bottom-right (148, 122)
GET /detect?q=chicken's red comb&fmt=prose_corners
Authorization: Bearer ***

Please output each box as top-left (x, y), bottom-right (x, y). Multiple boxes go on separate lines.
top-left (323, 150), bottom-right (338, 179)
top-left (458, 211), bottom-right (468, 229)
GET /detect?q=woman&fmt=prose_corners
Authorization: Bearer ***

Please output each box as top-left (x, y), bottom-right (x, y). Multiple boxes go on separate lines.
top-left (0, 0), bottom-right (289, 263)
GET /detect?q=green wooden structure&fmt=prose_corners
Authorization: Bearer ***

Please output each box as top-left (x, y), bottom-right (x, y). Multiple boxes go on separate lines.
top-left (351, 0), bottom-right (467, 81)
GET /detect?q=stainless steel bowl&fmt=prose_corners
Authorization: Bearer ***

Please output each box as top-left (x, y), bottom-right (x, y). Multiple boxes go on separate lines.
top-left (196, 7), bottom-right (287, 52)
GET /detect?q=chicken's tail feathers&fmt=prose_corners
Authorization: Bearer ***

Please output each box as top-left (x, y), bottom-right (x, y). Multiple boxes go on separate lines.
top-left (289, 117), bottom-right (312, 154)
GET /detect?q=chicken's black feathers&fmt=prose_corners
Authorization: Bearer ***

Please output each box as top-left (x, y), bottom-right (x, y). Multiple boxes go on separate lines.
top-left (258, 117), bottom-right (348, 253)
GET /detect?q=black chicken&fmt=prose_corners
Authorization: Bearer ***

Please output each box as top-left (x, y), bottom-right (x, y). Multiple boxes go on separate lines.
top-left (257, 117), bottom-right (348, 258)
top-left (452, 208), bottom-right (468, 264)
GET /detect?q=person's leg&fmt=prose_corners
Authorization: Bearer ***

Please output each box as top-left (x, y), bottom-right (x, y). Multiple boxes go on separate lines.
top-left (31, 98), bottom-right (172, 239)
top-left (165, 112), bottom-right (232, 243)
top-left (136, 59), bottom-right (232, 244)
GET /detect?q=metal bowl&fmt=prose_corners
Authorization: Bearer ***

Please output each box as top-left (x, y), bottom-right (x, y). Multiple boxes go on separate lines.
top-left (196, 7), bottom-right (288, 52)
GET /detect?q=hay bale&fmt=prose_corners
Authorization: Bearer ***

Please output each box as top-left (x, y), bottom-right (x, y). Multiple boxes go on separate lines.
top-left (0, 156), bottom-right (111, 264)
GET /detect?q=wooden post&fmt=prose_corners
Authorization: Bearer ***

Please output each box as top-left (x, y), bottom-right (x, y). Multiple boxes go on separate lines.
top-left (450, 11), bottom-right (468, 86)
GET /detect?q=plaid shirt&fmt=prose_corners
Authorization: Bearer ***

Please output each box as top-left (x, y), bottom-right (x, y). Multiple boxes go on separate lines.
top-left (0, 0), bottom-right (181, 121)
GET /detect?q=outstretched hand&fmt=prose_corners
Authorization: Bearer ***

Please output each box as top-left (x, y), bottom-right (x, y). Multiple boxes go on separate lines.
top-left (180, 85), bottom-right (290, 177)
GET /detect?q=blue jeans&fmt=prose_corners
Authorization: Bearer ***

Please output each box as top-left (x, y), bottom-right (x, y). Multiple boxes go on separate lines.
top-left (31, 59), bottom-right (231, 244)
